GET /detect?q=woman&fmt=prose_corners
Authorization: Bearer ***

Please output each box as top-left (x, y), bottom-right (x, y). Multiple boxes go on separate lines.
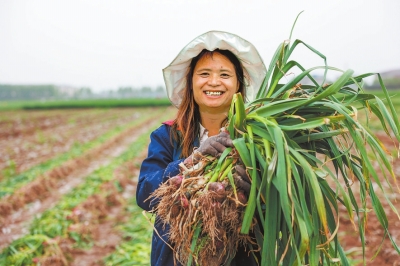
top-left (136, 31), bottom-right (267, 266)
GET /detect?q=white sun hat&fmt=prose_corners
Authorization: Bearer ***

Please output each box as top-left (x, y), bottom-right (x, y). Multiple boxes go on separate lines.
top-left (163, 30), bottom-right (267, 107)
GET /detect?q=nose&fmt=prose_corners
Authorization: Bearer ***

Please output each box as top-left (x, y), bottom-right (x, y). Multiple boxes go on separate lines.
top-left (208, 73), bottom-right (221, 86)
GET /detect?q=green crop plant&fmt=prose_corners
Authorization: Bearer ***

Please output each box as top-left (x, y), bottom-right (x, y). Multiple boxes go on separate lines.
top-left (0, 235), bottom-right (67, 265)
top-left (230, 15), bottom-right (400, 264)
top-left (103, 197), bottom-right (153, 266)
top-left (0, 98), bottom-right (172, 110)
top-left (1, 160), bottom-right (17, 181)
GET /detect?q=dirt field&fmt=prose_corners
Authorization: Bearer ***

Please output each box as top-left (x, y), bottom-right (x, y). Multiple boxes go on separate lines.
top-left (0, 107), bottom-right (176, 265)
top-left (0, 107), bottom-right (399, 265)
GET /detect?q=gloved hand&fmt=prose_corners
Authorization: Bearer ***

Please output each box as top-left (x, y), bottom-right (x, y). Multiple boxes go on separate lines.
top-left (183, 131), bottom-right (233, 167)
top-left (232, 164), bottom-right (251, 195)
top-left (197, 131), bottom-right (233, 157)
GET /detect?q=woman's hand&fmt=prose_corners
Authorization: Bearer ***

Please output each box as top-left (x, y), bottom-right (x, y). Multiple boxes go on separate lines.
top-left (233, 164), bottom-right (251, 194)
top-left (183, 131), bottom-right (233, 167)
top-left (197, 131), bottom-right (233, 157)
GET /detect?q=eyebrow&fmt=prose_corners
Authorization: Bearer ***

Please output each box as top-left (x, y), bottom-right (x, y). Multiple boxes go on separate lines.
top-left (195, 68), bottom-right (234, 73)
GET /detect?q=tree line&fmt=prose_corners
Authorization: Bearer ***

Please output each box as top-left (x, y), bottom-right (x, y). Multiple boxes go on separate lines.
top-left (0, 85), bottom-right (59, 100)
top-left (0, 85), bottom-right (167, 101)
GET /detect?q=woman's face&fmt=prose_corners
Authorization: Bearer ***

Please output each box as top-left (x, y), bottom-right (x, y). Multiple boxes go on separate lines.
top-left (192, 52), bottom-right (239, 113)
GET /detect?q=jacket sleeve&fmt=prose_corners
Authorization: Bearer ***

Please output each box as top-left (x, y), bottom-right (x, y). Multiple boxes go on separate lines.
top-left (136, 125), bottom-right (184, 211)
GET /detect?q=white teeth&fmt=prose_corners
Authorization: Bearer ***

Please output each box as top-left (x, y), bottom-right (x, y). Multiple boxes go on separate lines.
top-left (205, 91), bottom-right (222, 96)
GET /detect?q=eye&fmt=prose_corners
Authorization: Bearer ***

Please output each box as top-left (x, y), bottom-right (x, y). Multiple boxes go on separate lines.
top-left (199, 72), bottom-right (209, 77)
top-left (221, 73), bottom-right (231, 78)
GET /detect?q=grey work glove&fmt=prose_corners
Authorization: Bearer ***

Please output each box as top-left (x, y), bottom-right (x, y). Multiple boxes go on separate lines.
top-left (233, 164), bottom-right (251, 195)
top-left (197, 131), bottom-right (233, 157)
top-left (183, 131), bottom-right (233, 167)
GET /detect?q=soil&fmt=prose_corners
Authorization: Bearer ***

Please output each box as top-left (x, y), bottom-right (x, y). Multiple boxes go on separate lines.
top-left (338, 132), bottom-right (400, 265)
top-left (1, 108), bottom-right (399, 265)
top-left (68, 168), bottom-right (141, 266)
top-left (69, 219), bottom-right (122, 266)
top-left (0, 106), bottom-right (179, 265)
top-left (0, 108), bottom-right (169, 251)
top-left (0, 108), bottom-right (167, 221)
top-left (0, 108), bottom-right (145, 174)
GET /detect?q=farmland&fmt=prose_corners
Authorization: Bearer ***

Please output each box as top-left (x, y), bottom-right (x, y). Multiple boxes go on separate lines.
top-left (0, 106), bottom-right (176, 265)
top-left (0, 92), bottom-right (399, 265)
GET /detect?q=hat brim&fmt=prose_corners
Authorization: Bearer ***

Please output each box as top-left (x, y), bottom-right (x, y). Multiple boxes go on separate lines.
top-left (163, 31), bottom-right (267, 108)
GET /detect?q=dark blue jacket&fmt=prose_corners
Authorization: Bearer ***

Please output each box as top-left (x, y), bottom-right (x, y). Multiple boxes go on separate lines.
top-left (136, 123), bottom-right (259, 266)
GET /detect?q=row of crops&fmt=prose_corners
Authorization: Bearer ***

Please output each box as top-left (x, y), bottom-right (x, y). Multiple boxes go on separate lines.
top-left (0, 108), bottom-right (150, 173)
top-left (0, 98), bottom-right (171, 111)
top-left (0, 108), bottom-right (163, 199)
top-left (0, 106), bottom-right (176, 265)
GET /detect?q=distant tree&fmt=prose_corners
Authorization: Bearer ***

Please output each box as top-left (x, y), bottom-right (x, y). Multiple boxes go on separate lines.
top-left (141, 86), bottom-right (152, 92)
top-left (368, 77), bottom-right (400, 90)
top-left (366, 69), bottom-right (400, 90)
top-left (0, 84), bottom-right (59, 100)
top-left (156, 85), bottom-right (164, 92)
top-left (73, 87), bottom-right (93, 98)
top-left (117, 87), bottom-right (134, 97)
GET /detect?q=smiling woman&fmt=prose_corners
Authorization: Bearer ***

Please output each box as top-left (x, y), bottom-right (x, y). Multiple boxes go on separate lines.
top-left (191, 50), bottom-right (243, 135)
top-left (136, 31), bottom-right (267, 265)
top-left (193, 51), bottom-right (239, 109)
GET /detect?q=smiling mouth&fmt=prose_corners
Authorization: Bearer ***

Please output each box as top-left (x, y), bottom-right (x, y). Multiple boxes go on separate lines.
top-left (205, 91), bottom-right (224, 96)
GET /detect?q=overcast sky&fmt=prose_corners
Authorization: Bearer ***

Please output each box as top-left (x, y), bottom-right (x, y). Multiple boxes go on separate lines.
top-left (1, 0), bottom-right (399, 91)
